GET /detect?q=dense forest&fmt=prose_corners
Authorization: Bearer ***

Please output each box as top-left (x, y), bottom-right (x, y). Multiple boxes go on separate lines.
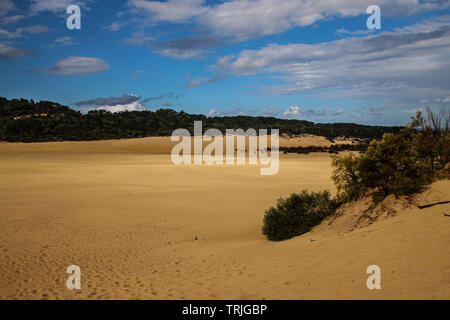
top-left (0, 97), bottom-right (402, 142)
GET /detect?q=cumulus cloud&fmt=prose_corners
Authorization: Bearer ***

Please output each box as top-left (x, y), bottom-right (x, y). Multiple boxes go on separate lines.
top-left (36, 56), bottom-right (110, 75)
top-left (217, 19), bottom-right (450, 108)
top-left (284, 105), bottom-right (300, 116)
top-left (88, 101), bottom-right (145, 113)
top-left (75, 94), bottom-right (140, 107)
top-left (0, 43), bottom-right (33, 58)
top-left (283, 105), bottom-right (345, 118)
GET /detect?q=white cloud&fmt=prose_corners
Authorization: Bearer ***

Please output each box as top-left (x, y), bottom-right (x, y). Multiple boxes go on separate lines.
top-left (284, 106), bottom-right (300, 116)
top-left (207, 108), bottom-right (222, 116)
top-left (92, 101), bottom-right (145, 113)
top-left (127, 0), bottom-right (450, 41)
top-left (17, 25), bottom-right (50, 34)
top-left (0, 43), bottom-right (33, 58)
top-left (36, 56), bottom-right (109, 75)
top-left (54, 36), bottom-right (77, 46)
top-left (157, 47), bottom-right (202, 59)
top-left (282, 106), bottom-right (344, 118)
top-left (0, 25), bottom-right (50, 39)
top-left (128, 0), bottom-right (207, 23)
top-left (29, 0), bottom-right (82, 15)
top-left (217, 19), bottom-right (450, 108)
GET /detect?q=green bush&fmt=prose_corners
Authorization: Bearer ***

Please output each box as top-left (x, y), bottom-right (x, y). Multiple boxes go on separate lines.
top-left (262, 190), bottom-right (339, 241)
top-left (358, 133), bottom-right (427, 196)
top-left (331, 132), bottom-right (430, 199)
top-left (407, 107), bottom-right (450, 173)
top-left (331, 153), bottom-right (364, 202)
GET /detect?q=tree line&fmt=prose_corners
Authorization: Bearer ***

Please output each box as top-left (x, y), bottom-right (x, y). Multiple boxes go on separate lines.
top-left (0, 97), bottom-right (402, 142)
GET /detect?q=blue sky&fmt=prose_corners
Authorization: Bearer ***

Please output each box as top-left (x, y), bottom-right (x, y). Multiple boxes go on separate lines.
top-left (1, 0), bottom-right (449, 125)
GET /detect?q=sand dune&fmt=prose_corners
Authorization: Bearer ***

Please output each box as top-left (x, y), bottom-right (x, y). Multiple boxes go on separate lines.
top-left (0, 134), bottom-right (352, 154)
top-left (0, 138), bottom-right (448, 299)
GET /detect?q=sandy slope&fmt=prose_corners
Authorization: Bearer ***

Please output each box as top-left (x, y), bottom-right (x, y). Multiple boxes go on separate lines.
top-left (0, 139), bottom-right (448, 299)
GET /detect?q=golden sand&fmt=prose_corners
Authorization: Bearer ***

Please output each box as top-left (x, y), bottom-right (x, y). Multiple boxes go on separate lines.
top-left (0, 137), bottom-right (448, 299)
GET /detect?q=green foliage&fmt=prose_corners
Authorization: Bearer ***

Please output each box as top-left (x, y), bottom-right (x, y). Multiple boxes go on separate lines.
top-left (0, 97), bottom-right (402, 142)
top-left (331, 153), bottom-right (365, 202)
top-left (262, 190), bottom-right (339, 241)
top-left (407, 107), bottom-right (450, 173)
top-left (357, 133), bottom-right (427, 197)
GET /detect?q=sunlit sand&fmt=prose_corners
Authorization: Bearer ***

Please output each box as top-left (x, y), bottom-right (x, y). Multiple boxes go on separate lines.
top-left (0, 138), bottom-right (448, 299)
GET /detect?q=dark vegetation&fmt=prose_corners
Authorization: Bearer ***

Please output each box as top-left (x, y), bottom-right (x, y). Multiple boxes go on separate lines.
top-left (332, 107), bottom-right (450, 201)
top-left (0, 97), bottom-right (401, 142)
top-left (262, 190), bottom-right (339, 241)
top-left (277, 142), bottom-right (369, 155)
top-left (263, 107), bottom-right (450, 241)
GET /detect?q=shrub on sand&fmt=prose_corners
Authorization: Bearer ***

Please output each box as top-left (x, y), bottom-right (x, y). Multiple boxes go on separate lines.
top-left (262, 190), bottom-right (339, 241)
